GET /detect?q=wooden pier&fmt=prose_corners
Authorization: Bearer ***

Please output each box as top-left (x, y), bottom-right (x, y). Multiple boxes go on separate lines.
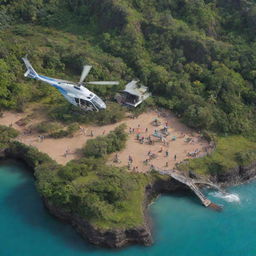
top-left (156, 170), bottom-right (222, 209)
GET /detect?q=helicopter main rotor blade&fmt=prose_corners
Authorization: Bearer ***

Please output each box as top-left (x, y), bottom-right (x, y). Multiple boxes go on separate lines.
top-left (87, 81), bottom-right (119, 85)
top-left (79, 65), bottom-right (92, 84)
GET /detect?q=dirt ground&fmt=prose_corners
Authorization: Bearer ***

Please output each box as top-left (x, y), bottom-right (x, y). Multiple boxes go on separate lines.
top-left (0, 109), bottom-right (210, 172)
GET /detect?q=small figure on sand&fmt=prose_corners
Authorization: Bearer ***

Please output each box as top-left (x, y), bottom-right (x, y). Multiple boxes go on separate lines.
top-left (64, 148), bottom-right (70, 158)
top-left (81, 127), bottom-right (86, 136)
top-left (114, 153), bottom-right (120, 163)
top-left (144, 159), bottom-right (149, 165)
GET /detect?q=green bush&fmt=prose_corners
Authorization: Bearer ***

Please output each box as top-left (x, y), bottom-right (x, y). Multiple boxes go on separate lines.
top-left (49, 122), bottom-right (80, 138)
top-left (67, 122), bottom-right (80, 134)
top-left (35, 121), bottom-right (63, 133)
top-left (49, 129), bottom-right (69, 138)
top-left (0, 125), bottom-right (19, 148)
top-left (236, 150), bottom-right (256, 166)
top-left (83, 124), bottom-right (127, 158)
top-left (49, 102), bottom-right (126, 126)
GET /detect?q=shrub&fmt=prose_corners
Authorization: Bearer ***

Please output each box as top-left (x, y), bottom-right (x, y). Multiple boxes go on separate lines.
top-left (49, 102), bottom-right (125, 126)
top-left (50, 129), bottom-right (69, 138)
top-left (35, 121), bottom-right (63, 133)
top-left (0, 125), bottom-right (19, 147)
top-left (67, 122), bottom-right (80, 134)
top-left (83, 124), bottom-right (127, 158)
top-left (49, 122), bottom-right (80, 138)
top-left (236, 150), bottom-right (256, 166)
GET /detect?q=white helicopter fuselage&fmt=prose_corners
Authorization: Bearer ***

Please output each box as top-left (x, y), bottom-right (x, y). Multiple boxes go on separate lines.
top-left (37, 75), bottom-right (106, 111)
top-left (22, 57), bottom-right (107, 111)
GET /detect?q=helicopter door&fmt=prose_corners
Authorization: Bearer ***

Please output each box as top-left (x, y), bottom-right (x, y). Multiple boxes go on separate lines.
top-left (75, 98), bottom-right (79, 106)
top-left (79, 99), bottom-right (96, 111)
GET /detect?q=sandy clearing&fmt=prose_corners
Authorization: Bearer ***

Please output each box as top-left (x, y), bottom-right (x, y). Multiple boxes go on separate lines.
top-left (0, 109), bottom-right (210, 172)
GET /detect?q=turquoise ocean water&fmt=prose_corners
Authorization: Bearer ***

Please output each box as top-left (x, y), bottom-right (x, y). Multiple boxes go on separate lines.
top-left (0, 161), bottom-right (256, 256)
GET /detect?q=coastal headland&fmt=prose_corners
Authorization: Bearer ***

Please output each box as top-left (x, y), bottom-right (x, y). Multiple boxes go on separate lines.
top-left (1, 108), bottom-right (256, 248)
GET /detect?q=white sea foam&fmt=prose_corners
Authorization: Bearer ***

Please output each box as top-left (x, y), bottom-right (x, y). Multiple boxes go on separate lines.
top-left (210, 191), bottom-right (240, 203)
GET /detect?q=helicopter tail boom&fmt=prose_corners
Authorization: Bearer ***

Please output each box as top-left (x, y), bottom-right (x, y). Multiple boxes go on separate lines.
top-left (22, 56), bottom-right (39, 79)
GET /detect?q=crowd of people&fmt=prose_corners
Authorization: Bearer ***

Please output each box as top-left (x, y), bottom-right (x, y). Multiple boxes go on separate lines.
top-left (112, 118), bottom-right (183, 172)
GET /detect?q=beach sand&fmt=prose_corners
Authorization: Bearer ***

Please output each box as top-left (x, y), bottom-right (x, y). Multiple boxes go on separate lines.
top-left (0, 109), bottom-right (209, 172)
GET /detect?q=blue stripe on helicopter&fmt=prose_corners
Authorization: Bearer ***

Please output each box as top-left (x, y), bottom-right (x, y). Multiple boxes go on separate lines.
top-left (50, 83), bottom-right (66, 93)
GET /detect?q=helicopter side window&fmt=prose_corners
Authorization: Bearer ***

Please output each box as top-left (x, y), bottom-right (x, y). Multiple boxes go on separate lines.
top-left (74, 86), bottom-right (80, 90)
top-left (80, 99), bottom-right (97, 111)
top-left (80, 99), bottom-right (91, 107)
top-left (75, 98), bottom-right (79, 104)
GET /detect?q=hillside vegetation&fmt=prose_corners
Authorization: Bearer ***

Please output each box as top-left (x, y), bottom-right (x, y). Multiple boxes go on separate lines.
top-left (0, 0), bottom-right (256, 136)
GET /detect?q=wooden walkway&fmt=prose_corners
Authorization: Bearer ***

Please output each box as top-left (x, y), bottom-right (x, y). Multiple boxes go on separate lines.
top-left (156, 169), bottom-right (221, 209)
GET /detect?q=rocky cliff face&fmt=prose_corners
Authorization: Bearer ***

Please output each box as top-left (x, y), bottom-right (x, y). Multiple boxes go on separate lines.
top-left (43, 177), bottom-right (187, 248)
top-left (44, 199), bottom-right (153, 248)
top-left (211, 161), bottom-right (256, 186)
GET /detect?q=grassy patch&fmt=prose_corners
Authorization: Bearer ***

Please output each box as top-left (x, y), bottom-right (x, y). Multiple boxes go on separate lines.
top-left (88, 172), bottom-right (150, 229)
top-left (179, 136), bottom-right (256, 175)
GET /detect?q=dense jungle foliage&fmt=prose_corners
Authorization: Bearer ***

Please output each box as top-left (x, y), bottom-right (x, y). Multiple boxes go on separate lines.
top-left (0, 0), bottom-right (256, 136)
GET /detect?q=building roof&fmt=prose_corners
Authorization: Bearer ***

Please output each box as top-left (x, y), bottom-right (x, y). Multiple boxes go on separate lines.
top-left (123, 80), bottom-right (149, 97)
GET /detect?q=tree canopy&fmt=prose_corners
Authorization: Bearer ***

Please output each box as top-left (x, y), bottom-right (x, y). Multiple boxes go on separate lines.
top-left (0, 0), bottom-right (255, 135)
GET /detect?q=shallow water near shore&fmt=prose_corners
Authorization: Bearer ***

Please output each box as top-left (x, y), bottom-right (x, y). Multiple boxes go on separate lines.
top-left (1, 162), bottom-right (256, 256)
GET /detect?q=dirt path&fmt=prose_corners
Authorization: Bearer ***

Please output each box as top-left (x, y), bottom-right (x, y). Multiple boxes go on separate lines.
top-left (0, 109), bottom-right (210, 172)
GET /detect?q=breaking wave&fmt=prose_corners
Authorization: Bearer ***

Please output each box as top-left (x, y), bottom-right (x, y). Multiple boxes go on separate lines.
top-left (209, 191), bottom-right (240, 203)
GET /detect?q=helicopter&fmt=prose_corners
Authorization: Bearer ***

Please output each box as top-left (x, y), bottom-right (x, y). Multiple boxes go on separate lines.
top-left (22, 56), bottom-right (119, 111)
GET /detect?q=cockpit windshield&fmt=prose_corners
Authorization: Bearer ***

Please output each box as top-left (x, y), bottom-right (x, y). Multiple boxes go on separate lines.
top-left (91, 95), bottom-right (105, 109)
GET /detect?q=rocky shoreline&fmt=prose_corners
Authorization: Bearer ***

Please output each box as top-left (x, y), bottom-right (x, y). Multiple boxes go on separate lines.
top-left (1, 145), bottom-right (256, 248)
top-left (43, 175), bottom-right (188, 248)
top-left (210, 161), bottom-right (256, 187)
